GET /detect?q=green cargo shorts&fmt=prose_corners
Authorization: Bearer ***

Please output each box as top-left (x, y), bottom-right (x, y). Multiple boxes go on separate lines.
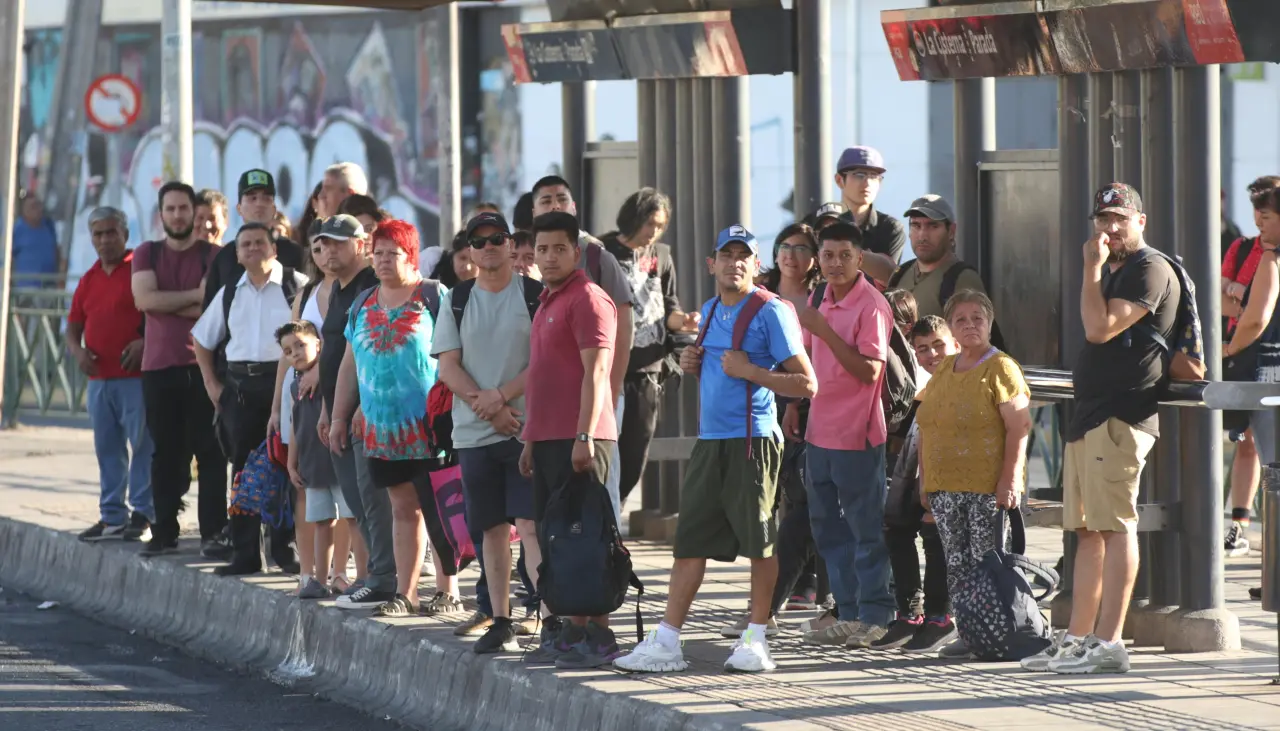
top-left (673, 437), bottom-right (783, 561)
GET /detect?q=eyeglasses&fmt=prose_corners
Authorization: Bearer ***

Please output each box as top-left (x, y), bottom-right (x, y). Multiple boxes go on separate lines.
top-left (841, 171), bottom-right (884, 182)
top-left (776, 243), bottom-right (814, 257)
top-left (468, 233), bottom-right (509, 249)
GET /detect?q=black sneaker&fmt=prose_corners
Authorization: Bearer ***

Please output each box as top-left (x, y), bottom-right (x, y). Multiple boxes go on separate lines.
top-left (122, 514), bottom-right (151, 542)
top-left (79, 521), bottom-right (125, 542)
top-left (139, 538), bottom-right (178, 557)
top-left (214, 562), bottom-right (262, 576)
top-left (474, 617), bottom-right (520, 654)
top-left (902, 617), bottom-right (958, 653)
top-left (1226, 521), bottom-right (1251, 557)
top-left (335, 585), bottom-right (397, 610)
top-left (556, 622), bottom-right (622, 669)
top-left (201, 532), bottom-right (233, 561)
top-left (524, 617), bottom-right (583, 665)
top-left (870, 614), bottom-right (923, 650)
top-left (1250, 586), bottom-right (1262, 600)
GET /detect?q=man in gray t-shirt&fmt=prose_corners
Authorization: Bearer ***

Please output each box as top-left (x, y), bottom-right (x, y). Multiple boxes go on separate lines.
top-left (431, 211), bottom-right (541, 653)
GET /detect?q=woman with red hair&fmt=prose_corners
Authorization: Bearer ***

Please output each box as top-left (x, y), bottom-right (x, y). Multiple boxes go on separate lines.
top-left (329, 218), bottom-right (444, 616)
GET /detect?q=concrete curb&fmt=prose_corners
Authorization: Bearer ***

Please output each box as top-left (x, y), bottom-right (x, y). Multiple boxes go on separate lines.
top-left (0, 516), bottom-right (786, 731)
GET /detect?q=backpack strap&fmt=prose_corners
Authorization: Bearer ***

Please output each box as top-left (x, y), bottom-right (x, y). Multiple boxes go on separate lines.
top-left (417, 279), bottom-right (443, 322)
top-left (520, 275), bottom-right (545, 320)
top-left (886, 260), bottom-right (914, 289)
top-left (587, 241), bottom-right (603, 283)
top-left (734, 289), bottom-right (775, 459)
top-left (349, 285), bottom-right (380, 330)
top-left (939, 261), bottom-right (977, 310)
top-left (281, 267), bottom-right (298, 307)
top-left (809, 282), bottom-right (827, 309)
top-left (449, 279), bottom-right (478, 326)
top-left (1233, 236), bottom-right (1257, 279)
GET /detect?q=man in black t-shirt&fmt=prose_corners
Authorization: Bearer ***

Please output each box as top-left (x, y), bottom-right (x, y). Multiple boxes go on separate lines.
top-left (1027, 183), bottom-right (1179, 676)
top-left (201, 169), bottom-right (305, 311)
top-left (833, 146), bottom-right (905, 285)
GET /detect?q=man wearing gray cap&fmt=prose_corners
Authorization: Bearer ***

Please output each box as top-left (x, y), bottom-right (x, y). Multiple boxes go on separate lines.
top-left (834, 146), bottom-right (905, 285)
top-left (888, 194), bottom-right (990, 320)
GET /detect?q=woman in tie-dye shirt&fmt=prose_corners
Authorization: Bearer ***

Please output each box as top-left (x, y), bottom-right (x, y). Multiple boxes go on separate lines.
top-left (330, 218), bottom-right (443, 617)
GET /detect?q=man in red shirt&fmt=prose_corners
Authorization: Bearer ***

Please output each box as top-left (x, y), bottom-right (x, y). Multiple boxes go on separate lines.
top-left (518, 210), bottom-right (620, 669)
top-left (69, 207), bottom-right (154, 543)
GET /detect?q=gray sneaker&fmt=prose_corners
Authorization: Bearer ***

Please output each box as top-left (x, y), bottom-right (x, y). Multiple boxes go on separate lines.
top-left (555, 622), bottom-right (622, 669)
top-left (1047, 636), bottom-right (1130, 674)
top-left (802, 620), bottom-right (863, 646)
top-left (523, 618), bottom-right (584, 665)
top-left (938, 638), bottom-right (973, 659)
top-left (297, 578), bottom-right (330, 599)
top-left (845, 623), bottom-right (888, 649)
top-left (1020, 631), bottom-right (1070, 672)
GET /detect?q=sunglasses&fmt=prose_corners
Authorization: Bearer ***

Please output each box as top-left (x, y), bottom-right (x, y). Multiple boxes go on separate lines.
top-left (468, 233), bottom-right (509, 249)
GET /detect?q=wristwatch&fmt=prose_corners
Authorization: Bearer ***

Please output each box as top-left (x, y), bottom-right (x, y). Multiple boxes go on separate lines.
top-left (576, 432), bottom-right (592, 443)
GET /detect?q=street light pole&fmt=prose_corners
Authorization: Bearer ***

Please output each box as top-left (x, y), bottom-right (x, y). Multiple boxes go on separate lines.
top-left (0, 1), bottom-right (27, 419)
top-left (160, 0), bottom-right (194, 183)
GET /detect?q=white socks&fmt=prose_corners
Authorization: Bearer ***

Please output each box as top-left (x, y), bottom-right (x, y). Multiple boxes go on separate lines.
top-left (746, 623), bottom-right (769, 642)
top-left (656, 622), bottom-right (681, 649)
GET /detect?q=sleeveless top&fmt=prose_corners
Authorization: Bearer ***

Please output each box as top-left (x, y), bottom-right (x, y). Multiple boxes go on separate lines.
top-left (301, 280), bottom-right (326, 333)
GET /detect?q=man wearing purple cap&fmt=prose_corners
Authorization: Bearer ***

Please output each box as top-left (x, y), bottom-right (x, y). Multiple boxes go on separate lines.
top-left (835, 146), bottom-right (905, 285)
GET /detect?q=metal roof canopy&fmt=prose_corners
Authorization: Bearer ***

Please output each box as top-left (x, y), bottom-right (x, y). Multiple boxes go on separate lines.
top-left (882, 0), bottom-right (1279, 81)
top-left (233, 0), bottom-right (456, 8)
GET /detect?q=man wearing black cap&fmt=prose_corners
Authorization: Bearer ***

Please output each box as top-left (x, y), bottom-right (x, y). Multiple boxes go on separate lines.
top-left (834, 146), bottom-right (905, 284)
top-left (201, 169), bottom-right (305, 311)
top-left (1022, 182), bottom-right (1179, 675)
top-left (432, 211), bottom-right (544, 654)
top-left (808, 202), bottom-right (847, 232)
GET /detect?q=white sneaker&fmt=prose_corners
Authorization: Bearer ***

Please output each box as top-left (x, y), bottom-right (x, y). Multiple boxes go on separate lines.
top-left (719, 615), bottom-right (780, 639)
top-left (724, 629), bottom-right (776, 673)
top-left (1047, 636), bottom-right (1130, 674)
top-left (1020, 631), bottom-right (1070, 672)
top-left (613, 631), bottom-right (689, 673)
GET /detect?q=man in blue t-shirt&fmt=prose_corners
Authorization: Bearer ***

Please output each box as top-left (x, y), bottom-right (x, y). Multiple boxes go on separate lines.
top-left (615, 225), bottom-right (816, 675)
top-left (11, 194), bottom-right (59, 282)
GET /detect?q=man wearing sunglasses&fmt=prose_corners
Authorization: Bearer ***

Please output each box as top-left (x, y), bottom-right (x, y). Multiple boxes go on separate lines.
top-left (834, 147), bottom-right (905, 286)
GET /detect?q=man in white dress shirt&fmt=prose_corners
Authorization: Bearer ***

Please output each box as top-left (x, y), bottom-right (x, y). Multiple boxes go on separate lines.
top-left (193, 222), bottom-right (308, 575)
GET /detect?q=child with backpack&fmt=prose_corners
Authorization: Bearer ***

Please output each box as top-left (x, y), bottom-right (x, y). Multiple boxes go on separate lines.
top-left (874, 315), bottom-right (959, 653)
top-left (278, 320), bottom-right (355, 599)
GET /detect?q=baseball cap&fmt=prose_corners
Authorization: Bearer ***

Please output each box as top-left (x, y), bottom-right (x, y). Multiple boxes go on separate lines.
top-left (812, 202), bottom-right (848, 222)
top-left (836, 146), bottom-right (886, 174)
top-left (314, 214), bottom-right (364, 241)
top-left (1092, 182), bottom-right (1143, 217)
top-left (715, 224), bottom-right (759, 255)
top-left (465, 211), bottom-right (511, 238)
top-left (904, 194), bottom-right (957, 222)
top-left (237, 169), bottom-right (276, 199)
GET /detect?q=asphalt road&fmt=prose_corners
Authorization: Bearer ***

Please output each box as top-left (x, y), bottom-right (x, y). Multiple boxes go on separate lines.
top-left (0, 586), bottom-right (404, 730)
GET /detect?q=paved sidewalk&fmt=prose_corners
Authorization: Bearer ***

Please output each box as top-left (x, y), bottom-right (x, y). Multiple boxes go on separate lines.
top-left (3, 425), bottom-right (1280, 730)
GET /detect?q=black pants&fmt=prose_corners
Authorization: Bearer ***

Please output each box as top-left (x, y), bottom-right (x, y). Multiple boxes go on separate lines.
top-left (769, 496), bottom-right (830, 616)
top-left (221, 371), bottom-right (294, 568)
top-left (618, 373), bottom-right (661, 504)
top-left (885, 521), bottom-right (950, 617)
top-left (142, 365), bottom-right (227, 544)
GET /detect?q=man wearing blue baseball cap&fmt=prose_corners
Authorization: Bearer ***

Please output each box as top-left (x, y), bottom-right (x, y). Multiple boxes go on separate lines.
top-left (615, 224), bottom-right (816, 675)
top-left (835, 146), bottom-right (905, 285)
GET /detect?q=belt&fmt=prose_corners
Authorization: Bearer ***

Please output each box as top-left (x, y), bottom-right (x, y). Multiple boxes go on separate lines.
top-left (226, 361), bottom-right (278, 378)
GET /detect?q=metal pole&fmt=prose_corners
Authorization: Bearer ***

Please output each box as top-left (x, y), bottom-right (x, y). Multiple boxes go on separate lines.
top-left (637, 81), bottom-right (657, 190)
top-left (436, 3), bottom-right (461, 245)
top-left (1132, 66), bottom-right (1179, 646)
top-left (692, 79), bottom-right (714, 304)
top-left (561, 82), bottom-right (592, 221)
top-left (674, 80), bottom-right (697, 494)
top-left (105, 135), bottom-right (122, 209)
top-left (953, 78), bottom-right (994, 262)
top-left (1086, 73), bottom-right (1113, 187)
top-left (0, 0), bottom-right (26, 416)
top-left (712, 78), bottom-right (751, 228)
top-left (1112, 72), bottom-right (1142, 188)
top-left (1170, 64), bottom-right (1238, 652)
top-left (648, 80), bottom-right (678, 518)
top-left (794, 0), bottom-right (831, 217)
top-left (1052, 74), bottom-right (1090, 627)
top-left (160, 0), bottom-right (193, 184)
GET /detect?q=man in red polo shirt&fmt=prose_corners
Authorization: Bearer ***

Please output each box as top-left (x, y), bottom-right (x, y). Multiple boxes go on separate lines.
top-left (519, 210), bottom-right (619, 669)
top-left (69, 207), bottom-right (154, 543)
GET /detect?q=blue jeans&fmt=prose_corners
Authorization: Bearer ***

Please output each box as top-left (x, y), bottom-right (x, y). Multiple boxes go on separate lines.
top-left (88, 378), bottom-right (154, 525)
top-left (805, 443), bottom-right (894, 627)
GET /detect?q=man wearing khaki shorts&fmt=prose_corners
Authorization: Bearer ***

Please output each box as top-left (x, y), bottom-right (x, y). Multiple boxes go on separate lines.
top-left (613, 225), bottom-right (816, 674)
top-left (1021, 183), bottom-right (1180, 675)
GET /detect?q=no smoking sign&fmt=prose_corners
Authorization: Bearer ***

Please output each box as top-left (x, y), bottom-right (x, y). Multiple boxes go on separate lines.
top-left (85, 75), bottom-right (142, 133)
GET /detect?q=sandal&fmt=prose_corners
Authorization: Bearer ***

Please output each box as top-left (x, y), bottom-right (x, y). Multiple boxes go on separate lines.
top-left (374, 594), bottom-right (417, 617)
top-left (420, 591), bottom-right (466, 616)
top-left (329, 574), bottom-right (351, 595)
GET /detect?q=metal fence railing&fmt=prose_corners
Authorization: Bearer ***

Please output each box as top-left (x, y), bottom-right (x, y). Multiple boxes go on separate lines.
top-left (2, 274), bottom-right (87, 425)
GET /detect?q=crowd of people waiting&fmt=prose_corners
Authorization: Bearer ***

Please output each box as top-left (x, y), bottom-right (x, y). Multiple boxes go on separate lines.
top-left (67, 144), bottom-right (1265, 677)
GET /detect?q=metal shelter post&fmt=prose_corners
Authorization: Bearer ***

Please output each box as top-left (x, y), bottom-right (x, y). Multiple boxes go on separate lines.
top-left (674, 80), bottom-right (698, 443)
top-left (562, 81), bottom-right (596, 217)
top-left (793, 0), bottom-right (831, 217)
top-left (436, 3), bottom-right (462, 244)
top-left (637, 81), bottom-right (658, 190)
top-left (160, 0), bottom-right (194, 184)
top-left (1132, 66), bottom-right (1181, 647)
top-left (953, 78), bottom-right (994, 262)
top-left (692, 79), bottom-right (714, 296)
top-left (648, 80), bottom-right (680, 526)
top-left (1086, 73), bottom-right (1113, 187)
top-left (1169, 65), bottom-right (1239, 652)
top-left (0, 0), bottom-right (26, 413)
top-left (1052, 73), bottom-right (1090, 627)
top-left (712, 78), bottom-right (751, 228)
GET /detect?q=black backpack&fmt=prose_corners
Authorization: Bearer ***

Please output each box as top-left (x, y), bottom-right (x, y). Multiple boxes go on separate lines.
top-left (537, 480), bottom-right (645, 642)
top-left (216, 266), bottom-right (300, 373)
top-left (888, 259), bottom-right (1006, 351)
top-left (952, 508), bottom-right (1059, 661)
top-left (448, 275), bottom-right (543, 324)
top-left (810, 282), bottom-right (918, 433)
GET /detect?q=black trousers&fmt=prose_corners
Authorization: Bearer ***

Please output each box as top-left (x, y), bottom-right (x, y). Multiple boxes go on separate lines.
top-left (769, 496), bottom-right (830, 617)
top-left (886, 521), bottom-right (950, 617)
top-left (142, 365), bottom-right (227, 544)
top-left (221, 371), bottom-right (294, 568)
top-left (618, 373), bottom-right (661, 504)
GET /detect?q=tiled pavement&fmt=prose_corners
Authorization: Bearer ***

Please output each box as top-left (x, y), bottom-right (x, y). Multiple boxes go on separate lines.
top-left (4, 424), bottom-right (1280, 730)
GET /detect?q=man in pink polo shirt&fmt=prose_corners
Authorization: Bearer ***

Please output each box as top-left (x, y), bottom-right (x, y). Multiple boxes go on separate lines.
top-left (785, 220), bottom-right (895, 650)
top-left (518, 210), bottom-right (620, 669)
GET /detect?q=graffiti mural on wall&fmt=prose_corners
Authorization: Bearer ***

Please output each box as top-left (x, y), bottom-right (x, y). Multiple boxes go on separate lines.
top-left (23, 10), bottom-right (523, 282)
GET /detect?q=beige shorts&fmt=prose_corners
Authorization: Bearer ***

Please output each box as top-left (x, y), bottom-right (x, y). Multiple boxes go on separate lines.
top-left (1063, 418), bottom-right (1156, 534)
